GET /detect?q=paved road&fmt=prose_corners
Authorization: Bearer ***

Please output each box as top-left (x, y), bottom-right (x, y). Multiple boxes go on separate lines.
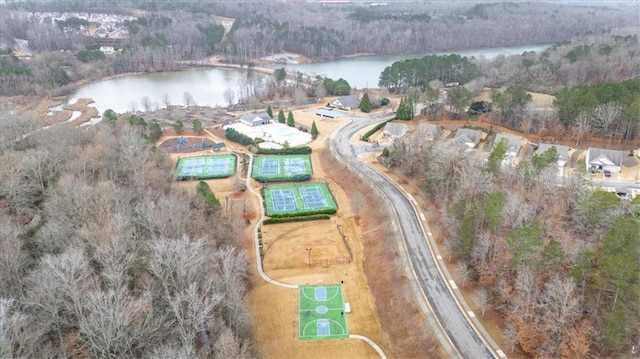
top-left (331, 115), bottom-right (495, 359)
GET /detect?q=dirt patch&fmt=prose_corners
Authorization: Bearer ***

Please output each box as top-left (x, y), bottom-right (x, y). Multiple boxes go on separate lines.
top-left (159, 136), bottom-right (218, 153)
top-left (262, 220), bottom-right (349, 270)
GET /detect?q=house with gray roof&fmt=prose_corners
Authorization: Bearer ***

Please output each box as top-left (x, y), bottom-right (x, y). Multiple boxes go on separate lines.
top-left (240, 112), bottom-right (272, 127)
top-left (586, 147), bottom-right (624, 173)
top-left (417, 123), bottom-right (441, 141)
top-left (453, 128), bottom-right (482, 148)
top-left (329, 95), bottom-right (360, 111)
top-left (382, 122), bottom-right (408, 140)
top-left (494, 133), bottom-right (523, 157)
top-left (536, 143), bottom-right (569, 167)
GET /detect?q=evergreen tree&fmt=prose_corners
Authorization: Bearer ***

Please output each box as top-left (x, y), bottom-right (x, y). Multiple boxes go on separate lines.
top-left (277, 109), bottom-right (286, 123)
top-left (488, 138), bottom-right (508, 173)
top-left (266, 105), bottom-right (273, 118)
top-left (196, 181), bottom-right (220, 207)
top-left (396, 97), bottom-right (414, 120)
top-left (287, 111), bottom-right (295, 127)
top-left (311, 121), bottom-right (318, 138)
top-left (192, 119), bottom-right (204, 134)
top-left (360, 92), bottom-right (372, 113)
top-left (173, 120), bottom-right (184, 133)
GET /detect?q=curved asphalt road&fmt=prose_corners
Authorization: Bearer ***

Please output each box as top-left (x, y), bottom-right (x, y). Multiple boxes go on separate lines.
top-left (331, 114), bottom-right (497, 359)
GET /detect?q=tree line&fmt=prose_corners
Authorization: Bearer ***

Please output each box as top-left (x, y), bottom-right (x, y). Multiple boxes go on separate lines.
top-left (0, 108), bottom-right (254, 358)
top-left (383, 131), bottom-right (640, 358)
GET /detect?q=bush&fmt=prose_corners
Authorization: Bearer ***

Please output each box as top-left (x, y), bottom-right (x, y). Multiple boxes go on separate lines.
top-left (256, 146), bottom-right (312, 155)
top-left (267, 208), bottom-right (337, 218)
top-left (361, 120), bottom-right (391, 142)
top-left (225, 127), bottom-right (253, 145)
top-left (263, 214), bottom-right (331, 224)
top-left (254, 173), bottom-right (311, 182)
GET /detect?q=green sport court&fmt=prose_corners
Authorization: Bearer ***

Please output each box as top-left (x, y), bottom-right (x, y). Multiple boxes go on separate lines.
top-left (175, 155), bottom-right (236, 180)
top-left (263, 183), bottom-right (337, 217)
top-left (299, 285), bottom-right (349, 340)
top-left (252, 155), bottom-right (312, 182)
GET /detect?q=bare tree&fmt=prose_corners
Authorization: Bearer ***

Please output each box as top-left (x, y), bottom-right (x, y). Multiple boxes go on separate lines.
top-left (162, 93), bottom-right (171, 109)
top-left (183, 91), bottom-right (195, 109)
top-left (475, 288), bottom-right (491, 316)
top-left (540, 275), bottom-right (580, 356)
top-left (223, 88), bottom-right (236, 106)
top-left (141, 96), bottom-right (152, 112)
top-left (591, 102), bottom-right (621, 137)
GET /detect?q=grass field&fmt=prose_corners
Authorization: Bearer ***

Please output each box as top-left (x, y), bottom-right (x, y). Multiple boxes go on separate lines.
top-left (299, 285), bottom-right (349, 340)
top-left (263, 183), bottom-right (337, 217)
top-left (252, 155), bottom-right (312, 182)
top-left (175, 155), bottom-right (236, 180)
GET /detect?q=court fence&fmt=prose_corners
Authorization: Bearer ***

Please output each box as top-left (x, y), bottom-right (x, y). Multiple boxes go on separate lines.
top-left (263, 257), bottom-right (351, 271)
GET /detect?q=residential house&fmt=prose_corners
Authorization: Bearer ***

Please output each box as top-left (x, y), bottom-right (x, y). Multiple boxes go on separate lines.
top-left (494, 133), bottom-right (523, 157)
top-left (586, 147), bottom-right (624, 173)
top-left (453, 128), bottom-right (482, 148)
top-left (240, 112), bottom-right (272, 127)
top-left (417, 123), bottom-right (441, 141)
top-left (536, 143), bottom-right (569, 167)
top-left (494, 133), bottom-right (523, 166)
top-left (382, 122), bottom-right (408, 140)
top-left (99, 46), bottom-right (115, 55)
top-left (329, 95), bottom-right (360, 111)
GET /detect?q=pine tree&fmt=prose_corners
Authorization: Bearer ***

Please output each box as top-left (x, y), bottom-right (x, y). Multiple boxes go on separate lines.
top-left (277, 109), bottom-right (286, 123)
top-left (360, 92), bottom-right (372, 113)
top-left (287, 111), bottom-right (295, 127)
top-left (311, 121), bottom-right (318, 138)
top-left (266, 105), bottom-right (273, 118)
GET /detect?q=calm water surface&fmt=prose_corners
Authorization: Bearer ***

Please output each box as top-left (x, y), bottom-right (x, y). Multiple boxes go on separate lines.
top-left (68, 44), bottom-right (550, 114)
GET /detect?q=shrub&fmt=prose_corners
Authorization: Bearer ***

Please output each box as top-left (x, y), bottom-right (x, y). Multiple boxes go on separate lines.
top-left (225, 127), bottom-right (252, 145)
top-left (263, 214), bottom-right (331, 224)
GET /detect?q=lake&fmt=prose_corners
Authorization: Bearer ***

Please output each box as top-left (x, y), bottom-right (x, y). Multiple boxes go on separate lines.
top-left (68, 44), bottom-right (550, 114)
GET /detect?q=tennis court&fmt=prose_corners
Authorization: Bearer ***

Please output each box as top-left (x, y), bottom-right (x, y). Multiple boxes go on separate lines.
top-left (252, 155), bottom-right (312, 182)
top-left (175, 155), bottom-right (236, 179)
top-left (263, 183), bottom-right (337, 217)
top-left (299, 284), bottom-right (348, 340)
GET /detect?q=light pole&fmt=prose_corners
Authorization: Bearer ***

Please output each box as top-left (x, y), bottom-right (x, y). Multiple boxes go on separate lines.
top-left (306, 247), bottom-right (312, 268)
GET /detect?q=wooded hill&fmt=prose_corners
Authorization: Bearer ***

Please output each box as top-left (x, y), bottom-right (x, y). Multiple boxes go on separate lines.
top-left (0, 113), bottom-right (254, 358)
top-left (384, 131), bottom-right (640, 358)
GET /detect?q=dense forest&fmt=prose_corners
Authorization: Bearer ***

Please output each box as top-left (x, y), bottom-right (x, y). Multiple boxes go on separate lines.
top-left (0, 110), bottom-right (253, 358)
top-left (383, 131), bottom-right (640, 358)
top-left (1, 0), bottom-right (637, 96)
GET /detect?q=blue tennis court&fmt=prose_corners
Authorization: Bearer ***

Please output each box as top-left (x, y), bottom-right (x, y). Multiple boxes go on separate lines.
top-left (271, 189), bottom-right (297, 212)
top-left (284, 158), bottom-right (306, 175)
top-left (260, 158), bottom-right (280, 176)
top-left (207, 158), bottom-right (231, 173)
top-left (300, 187), bottom-right (328, 208)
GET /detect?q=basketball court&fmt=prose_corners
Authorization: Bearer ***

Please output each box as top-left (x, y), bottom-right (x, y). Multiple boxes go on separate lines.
top-left (298, 284), bottom-right (349, 340)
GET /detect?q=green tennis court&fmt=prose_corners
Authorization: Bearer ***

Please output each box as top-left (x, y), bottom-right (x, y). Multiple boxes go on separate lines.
top-left (299, 284), bottom-right (348, 340)
top-left (252, 155), bottom-right (312, 182)
top-left (264, 183), bottom-right (337, 217)
top-left (175, 155), bottom-right (236, 180)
